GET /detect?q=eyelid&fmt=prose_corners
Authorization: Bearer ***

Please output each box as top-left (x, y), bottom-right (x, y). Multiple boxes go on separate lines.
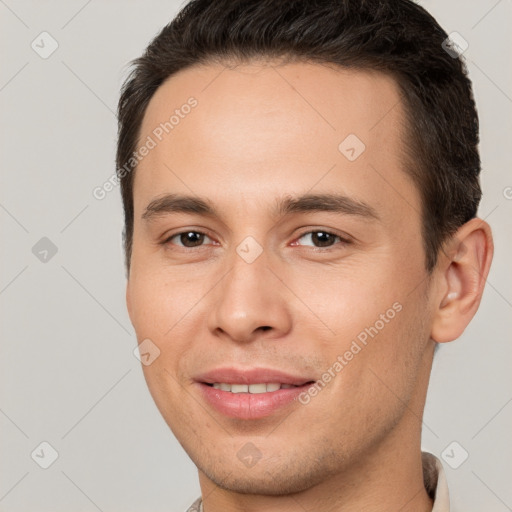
top-left (296, 227), bottom-right (354, 242)
top-left (292, 228), bottom-right (353, 246)
top-left (162, 229), bottom-right (216, 247)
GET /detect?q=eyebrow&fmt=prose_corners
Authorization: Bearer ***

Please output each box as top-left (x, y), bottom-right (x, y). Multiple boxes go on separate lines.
top-left (141, 192), bottom-right (380, 222)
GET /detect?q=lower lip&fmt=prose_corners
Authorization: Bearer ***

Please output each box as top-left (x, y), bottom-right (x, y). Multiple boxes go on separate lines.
top-left (196, 382), bottom-right (312, 420)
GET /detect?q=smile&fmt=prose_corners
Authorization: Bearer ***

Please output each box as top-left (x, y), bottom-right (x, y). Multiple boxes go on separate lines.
top-left (206, 382), bottom-right (300, 393)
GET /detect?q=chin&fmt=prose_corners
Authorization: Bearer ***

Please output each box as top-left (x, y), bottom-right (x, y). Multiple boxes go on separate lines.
top-left (199, 458), bottom-right (330, 496)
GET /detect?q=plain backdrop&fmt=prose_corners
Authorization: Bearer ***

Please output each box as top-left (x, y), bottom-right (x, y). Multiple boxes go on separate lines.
top-left (1, 1), bottom-right (511, 511)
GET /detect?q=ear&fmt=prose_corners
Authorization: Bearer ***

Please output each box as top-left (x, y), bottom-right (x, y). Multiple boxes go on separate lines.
top-left (430, 218), bottom-right (494, 343)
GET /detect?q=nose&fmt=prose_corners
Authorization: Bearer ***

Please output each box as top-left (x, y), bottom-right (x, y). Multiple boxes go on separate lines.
top-left (207, 246), bottom-right (292, 344)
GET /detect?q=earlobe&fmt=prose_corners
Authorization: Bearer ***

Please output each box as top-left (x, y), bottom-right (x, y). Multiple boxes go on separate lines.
top-left (430, 218), bottom-right (494, 343)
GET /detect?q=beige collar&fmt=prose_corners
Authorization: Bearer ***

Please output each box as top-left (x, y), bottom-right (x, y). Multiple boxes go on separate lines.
top-left (424, 451), bottom-right (450, 511)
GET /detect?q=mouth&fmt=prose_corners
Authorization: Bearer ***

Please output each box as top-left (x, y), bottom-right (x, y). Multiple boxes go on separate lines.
top-left (194, 367), bottom-right (316, 420)
top-left (194, 366), bottom-right (315, 420)
top-left (203, 382), bottom-right (313, 393)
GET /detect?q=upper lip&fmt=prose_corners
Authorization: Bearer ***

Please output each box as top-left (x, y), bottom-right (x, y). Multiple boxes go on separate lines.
top-left (194, 367), bottom-right (315, 386)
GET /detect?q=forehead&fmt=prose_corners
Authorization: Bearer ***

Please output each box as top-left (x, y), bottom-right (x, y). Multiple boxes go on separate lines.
top-left (134, 60), bottom-right (418, 224)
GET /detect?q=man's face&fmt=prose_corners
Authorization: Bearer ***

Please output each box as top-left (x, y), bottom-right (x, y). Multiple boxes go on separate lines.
top-left (127, 61), bottom-right (436, 494)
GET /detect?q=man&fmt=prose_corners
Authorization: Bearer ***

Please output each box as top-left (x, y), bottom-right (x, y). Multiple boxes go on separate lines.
top-left (117, 0), bottom-right (494, 510)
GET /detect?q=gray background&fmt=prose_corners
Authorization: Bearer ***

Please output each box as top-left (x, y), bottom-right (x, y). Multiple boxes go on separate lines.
top-left (0, 1), bottom-right (511, 511)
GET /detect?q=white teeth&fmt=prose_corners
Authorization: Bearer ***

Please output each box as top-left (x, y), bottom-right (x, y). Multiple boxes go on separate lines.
top-left (230, 384), bottom-right (248, 394)
top-left (248, 383), bottom-right (267, 394)
top-left (210, 382), bottom-right (296, 393)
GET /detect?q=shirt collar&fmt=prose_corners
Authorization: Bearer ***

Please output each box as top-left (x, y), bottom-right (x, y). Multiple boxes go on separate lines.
top-left (423, 451), bottom-right (450, 511)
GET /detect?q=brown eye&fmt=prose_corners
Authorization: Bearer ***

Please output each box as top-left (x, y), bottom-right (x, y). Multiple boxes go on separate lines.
top-left (296, 231), bottom-right (347, 248)
top-left (166, 231), bottom-right (212, 248)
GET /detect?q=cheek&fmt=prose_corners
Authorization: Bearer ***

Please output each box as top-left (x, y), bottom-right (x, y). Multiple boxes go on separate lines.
top-left (315, 300), bottom-right (429, 449)
top-left (128, 271), bottom-right (192, 423)
top-left (128, 265), bottom-right (188, 339)
top-left (297, 261), bottom-right (405, 342)
top-left (127, 267), bottom-right (202, 381)
top-left (306, 267), bottom-right (430, 410)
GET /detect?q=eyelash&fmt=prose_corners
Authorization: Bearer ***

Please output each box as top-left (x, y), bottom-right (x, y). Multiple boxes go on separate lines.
top-left (161, 229), bottom-right (352, 251)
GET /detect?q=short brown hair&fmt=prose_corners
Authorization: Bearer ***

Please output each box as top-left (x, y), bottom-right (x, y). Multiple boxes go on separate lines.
top-left (117, 0), bottom-right (481, 274)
